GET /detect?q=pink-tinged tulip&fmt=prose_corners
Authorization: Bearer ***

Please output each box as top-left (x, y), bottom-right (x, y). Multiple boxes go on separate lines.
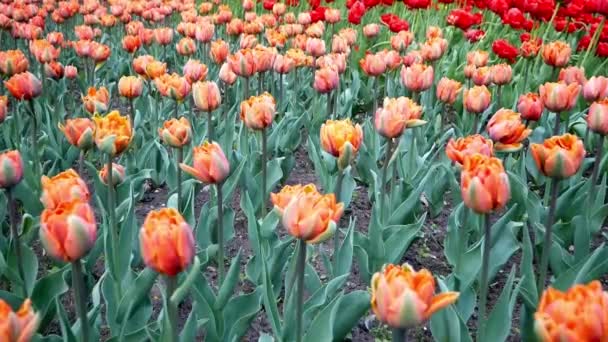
top-left (44, 62), bottom-right (64, 80)
top-left (339, 28), bottom-right (357, 46)
top-left (314, 67), bottom-right (339, 94)
top-left (195, 22), bottom-right (215, 43)
top-left (404, 52), bottom-right (424, 68)
top-left (371, 263), bottom-right (459, 328)
top-left (305, 22), bottom-right (325, 38)
top-left (227, 18), bottom-right (244, 36)
top-left (375, 97), bottom-right (425, 138)
top-left (0, 96), bottom-right (7, 124)
top-left (122, 34), bottom-right (141, 53)
top-left (59, 118), bottom-right (95, 150)
top-left (464, 86), bottom-right (492, 114)
top-left (558, 66), bottom-right (586, 86)
top-left (542, 41), bottom-right (571, 68)
top-left (30, 39), bottom-right (60, 64)
top-left (539, 82), bottom-right (580, 113)
top-left (517, 93), bottom-right (544, 121)
top-left (253, 46), bottom-right (277, 73)
top-left (154, 73), bottom-right (191, 102)
top-left (40, 200), bottom-right (96, 262)
top-left (140, 208), bottom-right (195, 276)
top-left (227, 49), bottom-right (256, 77)
top-left (0, 150), bottom-right (23, 189)
top-left (240, 34), bottom-right (258, 49)
top-left (446, 135), bottom-right (493, 165)
top-left (0, 298), bottom-right (39, 342)
top-left (363, 23), bottom-right (381, 38)
top-left (243, 0), bottom-right (254, 11)
top-left (305, 38), bottom-right (326, 58)
top-left (176, 37), bottom-right (196, 56)
top-left (159, 117), bottom-right (192, 148)
top-left (273, 54), bottom-right (295, 74)
top-left (583, 76), bottom-right (608, 102)
top-left (426, 26), bottom-right (443, 39)
top-left (472, 66), bottom-right (492, 86)
top-left (272, 3), bottom-right (286, 16)
top-left (401, 63), bottom-right (434, 92)
top-left (491, 63), bottom-right (513, 86)
top-left (240, 93), bottom-right (276, 130)
top-left (183, 59), bottom-right (208, 84)
top-left (40, 169), bottom-right (90, 210)
top-left (325, 8), bottom-right (341, 24)
top-left (210, 40), bottom-right (229, 64)
top-left (192, 81), bottom-right (221, 112)
top-left (219, 63), bottom-right (237, 85)
top-left (436, 78), bottom-right (462, 105)
top-left (332, 35), bottom-right (350, 54)
top-left (467, 50), bottom-right (489, 67)
top-left (461, 154), bottom-right (510, 213)
top-left (0, 50), bottom-right (29, 76)
top-left (180, 141), bottom-right (230, 184)
top-left (82, 86), bottom-right (110, 114)
top-left (4, 72), bottom-right (42, 101)
top-left (464, 64), bottom-right (476, 79)
top-left (298, 12), bottom-right (311, 25)
top-left (391, 31), bottom-right (414, 52)
top-left (486, 109), bottom-right (531, 152)
top-left (118, 76), bottom-right (143, 99)
top-left (89, 42), bottom-right (111, 64)
top-left (587, 99), bottom-right (608, 135)
top-left (360, 53), bottom-right (387, 77)
top-left (382, 50), bottom-right (402, 71)
top-left (531, 134), bottom-right (585, 179)
top-left (133, 55), bottom-right (155, 77)
top-left (145, 61), bottom-right (167, 80)
top-left (154, 27), bottom-right (174, 45)
top-left (64, 65), bottom-right (77, 79)
top-left (421, 37), bottom-right (447, 62)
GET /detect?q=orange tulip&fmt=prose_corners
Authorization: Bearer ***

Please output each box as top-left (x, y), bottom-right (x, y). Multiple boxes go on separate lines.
top-left (583, 76), bottom-right (608, 103)
top-left (139, 208), bottom-right (195, 276)
top-left (0, 298), bottom-right (39, 342)
top-left (219, 63), bottom-right (237, 85)
top-left (539, 82), bottom-right (580, 113)
top-left (486, 109), bottom-right (531, 152)
top-left (0, 96), bottom-right (7, 124)
top-left (4, 72), bottom-right (42, 101)
top-left (75, 25), bottom-right (94, 40)
top-left (332, 35), bottom-right (350, 54)
top-left (0, 150), bottom-right (24, 189)
top-left (371, 263), bottom-right (459, 328)
top-left (59, 118), bottom-right (95, 150)
top-left (325, 8), bottom-right (341, 23)
top-left (471, 66), bottom-right (492, 86)
top-left (192, 81), bottom-right (221, 112)
top-left (460, 154), bottom-right (510, 213)
top-left (421, 37), bottom-right (447, 62)
top-left (0, 50), bottom-right (30, 76)
top-left (118, 76), bottom-right (143, 99)
top-left (240, 34), bottom-right (259, 49)
top-left (40, 169), bottom-right (90, 209)
top-left (182, 59), bottom-right (208, 84)
top-left (122, 34), bottom-right (141, 53)
top-left (305, 22), bottom-right (325, 38)
top-left (360, 53), bottom-right (387, 77)
top-left (521, 40), bottom-right (541, 58)
top-left (464, 64), bottom-right (476, 79)
top-left (587, 99), bottom-right (608, 135)
top-left (159, 117), bottom-right (192, 148)
top-left (180, 141), bottom-right (230, 184)
top-left (542, 41), bottom-right (571, 68)
top-left (154, 73), bottom-right (191, 102)
top-left (375, 97), bottom-right (425, 138)
top-left (44, 61), bottom-right (64, 80)
top-left (446, 135), bottom-right (493, 165)
top-left (558, 66), bottom-right (586, 86)
top-left (176, 37), bottom-right (196, 56)
top-left (82, 86), bottom-right (110, 114)
top-left (363, 23), bottom-right (380, 38)
top-left (29, 39), bottom-right (60, 64)
top-left (534, 281), bottom-right (608, 342)
top-left (240, 92), bottom-right (276, 130)
top-left (314, 67), bottom-right (339, 94)
top-left (320, 119), bottom-right (363, 167)
top-left (339, 28), bottom-right (357, 46)
top-left (401, 63), bottom-right (434, 92)
top-left (266, 29), bottom-right (288, 48)
top-left (285, 48), bottom-right (313, 67)
top-left (381, 50), bottom-right (402, 71)
top-left (89, 41), bottom-right (111, 64)
top-left (93, 110), bottom-right (133, 156)
top-left (145, 60), bottom-right (167, 80)
top-left (210, 39), bottom-right (229, 64)
top-left (273, 2), bottom-right (286, 16)
top-left (40, 200), bottom-right (96, 262)
top-left (463, 86), bottom-right (492, 114)
top-left (517, 93), bottom-right (544, 122)
top-left (99, 163), bottom-right (126, 186)
top-left (391, 31), bottom-right (414, 52)
top-left (491, 63), bottom-right (512, 86)
top-left (271, 184), bottom-right (318, 213)
top-left (436, 77), bottom-right (462, 105)
top-left (273, 54), bottom-right (295, 74)
top-left (133, 55), bottom-right (155, 77)
top-left (530, 134), bottom-right (585, 179)
top-left (227, 49), bottom-right (256, 77)
top-left (227, 18), bottom-right (244, 36)
top-left (253, 46), bottom-right (277, 73)
top-left (466, 50), bottom-right (489, 67)
top-left (426, 26), bottom-right (443, 39)
top-left (154, 27), bottom-right (174, 45)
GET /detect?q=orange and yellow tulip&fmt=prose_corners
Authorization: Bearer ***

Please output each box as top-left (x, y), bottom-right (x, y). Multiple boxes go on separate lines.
top-left (401, 63), bottom-right (434, 92)
top-left (122, 34), bottom-right (141, 53)
top-left (159, 117), bottom-right (192, 148)
top-left (29, 39), bottom-right (60, 64)
top-left (44, 61), bottom-right (64, 80)
top-left (99, 163), bottom-right (126, 187)
top-left (486, 109), bottom-right (531, 152)
top-left (0, 150), bottom-right (24, 189)
top-left (210, 39), bottom-right (229, 64)
top-left (0, 50), bottom-right (29, 76)
top-left (464, 86), bottom-right (492, 114)
top-left (133, 55), bottom-right (155, 77)
top-left (40, 169), bottom-right (90, 210)
top-left (0, 298), bottom-right (39, 342)
top-left (59, 118), bottom-right (95, 150)
top-left (4, 72), bottom-right (42, 101)
top-left (436, 77), bottom-right (462, 105)
top-left (227, 49), bottom-right (256, 77)
top-left (93, 110), bottom-right (133, 156)
top-left (180, 141), bottom-right (230, 184)
top-left (183, 59), bottom-right (208, 84)
top-left (539, 82), bottom-right (580, 113)
top-left (176, 37), bottom-right (197, 56)
top-left (253, 46), bottom-right (277, 73)
top-left (82, 86), bottom-right (110, 114)
top-left (118, 76), bottom-right (143, 99)
top-left (446, 135), bottom-right (494, 165)
top-left (466, 50), bottom-right (489, 67)
top-left (530, 134), bottom-right (585, 179)
top-left (517, 93), bottom-right (544, 122)
top-left (460, 154), bottom-right (510, 213)
top-left (240, 92), bottom-right (276, 130)
top-left (391, 31), bottom-right (414, 52)
top-left (154, 73), bottom-right (191, 102)
top-left (542, 41), bottom-right (571, 68)
top-left (375, 97), bottom-right (425, 138)
top-left (0, 96), bottom-right (7, 124)
top-left (587, 99), bottom-right (608, 135)
top-left (471, 66), bottom-right (492, 86)
top-left (360, 53), bottom-right (386, 77)
top-left (421, 37), bottom-right (448, 62)
top-left (320, 119), bottom-right (363, 167)
top-left (313, 67), bottom-right (339, 94)
top-left (145, 60), bottom-right (167, 80)
top-left (491, 63), bottom-right (512, 86)
top-left (271, 184), bottom-right (318, 214)
top-left (192, 81), bottom-right (221, 112)
top-left (153, 27), bottom-right (174, 45)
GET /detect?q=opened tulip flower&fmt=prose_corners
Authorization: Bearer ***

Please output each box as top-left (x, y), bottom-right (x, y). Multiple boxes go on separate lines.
top-left (122, 34), bottom-right (141, 53)
top-left (271, 184), bottom-right (320, 214)
top-left (371, 263), bottom-right (459, 328)
top-left (139, 208), bottom-right (195, 276)
top-left (391, 31), bottom-right (414, 52)
top-left (4, 72), bottom-right (42, 101)
top-left (558, 66), bottom-right (586, 86)
top-left (517, 93), bottom-right (544, 122)
top-left (219, 63), bottom-right (237, 85)
top-left (436, 78), bottom-right (462, 105)
top-left (154, 27), bottom-right (174, 45)
top-left (99, 163), bottom-right (126, 187)
top-left (320, 119), bottom-right (363, 168)
top-left (0, 96), bottom-right (7, 123)
top-left (93, 110), bottom-right (133, 156)
top-left (588, 99), bottom-right (608, 135)
top-left (132, 55), bottom-right (155, 77)
top-left (464, 85), bottom-right (492, 114)
top-left (0, 50), bottom-right (29, 76)
top-left (118, 76), bottom-right (143, 99)
top-left (240, 93), bottom-right (276, 130)
top-left (145, 60), bottom-right (167, 80)
top-left (159, 117), bottom-right (192, 148)
top-left (176, 37), bottom-right (196, 56)
top-left (0, 150), bottom-right (24, 189)
top-left (314, 67), bottom-right (339, 94)
top-left (466, 50), bottom-right (489, 67)
top-left (421, 37), bottom-right (448, 62)
top-left (530, 134), bottom-right (585, 179)
top-left (154, 73), bottom-right (191, 102)
top-left (29, 39), bottom-right (60, 64)
top-left (210, 40), bottom-right (229, 64)
top-left (41, 169), bottom-right (90, 210)
top-left (183, 59), bottom-right (208, 84)
top-left (491, 64), bottom-right (512, 86)
top-left (64, 66), bottom-right (77, 79)
top-left (401, 63), bottom-right (434, 93)
top-left (542, 41), bottom-right (571, 68)
top-left (375, 97), bottom-right (425, 138)
top-left (227, 49), bottom-right (256, 77)
top-left (360, 53), bottom-right (387, 77)
top-left (446, 135), bottom-right (494, 165)
top-left (192, 81), bottom-right (221, 112)
top-left (180, 141), bottom-right (230, 184)
top-left (82, 86), bottom-right (110, 114)
top-left (472, 67), bottom-right (492, 86)
top-left (460, 154), bottom-right (510, 214)
top-left (59, 118), bottom-right (95, 150)
top-left (0, 298), bottom-right (39, 342)
top-left (583, 76), bottom-right (608, 102)
top-left (486, 109), bottom-right (531, 152)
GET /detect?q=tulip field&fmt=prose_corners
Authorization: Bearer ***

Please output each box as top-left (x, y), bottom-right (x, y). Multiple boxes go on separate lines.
top-left (2, 0), bottom-right (608, 341)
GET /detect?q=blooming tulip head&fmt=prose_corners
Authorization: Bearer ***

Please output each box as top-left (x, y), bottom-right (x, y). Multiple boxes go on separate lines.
top-left (360, 53), bottom-right (387, 77)
top-left (180, 141), bottom-right (230, 184)
top-left (363, 24), bottom-right (381, 38)
top-left (176, 37), bottom-right (197, 56)
top-left (99, 163), bottom-right (126, 187)
top-left (227, 49), bottom-right (256, 78)
top-left (371, 263), bottom-right (459, 328)
top-left (517, 93), bottom-right (544, 122)
top-left (183, 59), bottom-right (208, 84)
top-left (486, 109), bottom-right (531, 152)
top-left (154, 27), bottom-right (174, 45)
top-left (421, 37), bottom-right (447, 62)
top-left (122, 34), bottom-right (141, 53)
top-left (133, 55), bottom-right (155, 77)
top-left (491, 63), bottom-right (513, 86)
top-left (41, 169), bottom-right (90, 210)
top-left (159, 117), bottom-right (192, 148)
top-left (0, 150), bottom-right (24, 189)
top-left (0, 299), bottom-right (39, 342)
top-left (325, 8), bottom-right (341, 23)
top-left (446, 135), bottom-right (493, 165)
top-left (219, 63), bottom-right (237, 85)
top-left (240, 92), bottom-right (276, 130)
top-left (154, 73), bottom-right (191, 102)
top-left (140, 208), bottom-right (195, 276)
top-left (320, 119), bottom-right (363, 168)
top-left (539, 82), bottom-right (580, 113)
top-left (530, 134), bottom-right (585, 179)
top-left (253, 45), bottom-right (277, 73)
top-left (195, 22), bottom-right (215, 43)
top-left (436, 77), bottom-right (462, 105)
top-left (273, 54), bottom-right (295, 74)
top-left (375, 97), bottom-right (425, 138)
top-left (313, 67), bottom-right (339, 94)
top-left (93, 110), bottom-right (133, 156)
top-left (542, 41), bottom-right (571, 68)
top-left (192, 81), bottom-right (221, 112)
top-left (40, 200), bottom-right (96, 262)
top-left (0, 50), bottom-right (30, 76)
top-left (64, 66), bottom-right (78, 79)
top-left (534, 281), bottom-right (608, 342)
top-left (30, 39), bottom-right (60, 64)
top-left (471, 66), bottom-right (492, 86)
top-left (583, 76), bottom-right (608, 103)
top-left (44, 62), bottom-right (64, 80)
top-left (118, 76), bottom-right (143, 99)
top-left (587, 99), bottom-right (608, 136)
top-left (401, 63), bottom-right (434, 93)
top-left (59, 118), bottom-right (95, 150)
top-left (4, 72), bottom-right (42, 101)
top-left (558, 66), bottom-right (586, 86)
top-left (466, 50), bottom-right (489, 67)
top-left (271, 184), bottom-right (317, 213)
top-left (210, 40), bottom-right (229, 64)
top-left (391, 31), bottom-right (414, 52)
top-left (82, 86), bottom-right (110, 114)
top-left (463, 86), bottom-right (492, 114)
top-left (460, 154), bottom-right (510, 213)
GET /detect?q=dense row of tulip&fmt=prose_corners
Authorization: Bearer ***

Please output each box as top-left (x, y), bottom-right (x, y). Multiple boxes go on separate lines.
top-left (1, 0), bottom-right (608, 340)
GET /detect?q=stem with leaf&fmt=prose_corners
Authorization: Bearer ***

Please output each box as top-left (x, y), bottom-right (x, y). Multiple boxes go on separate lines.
top-left (591, 134), bottom-right (605, 187)
top-left (216, 182), bottom-right (225, 285)
top-left (261, 127), bottom-right (268, 217)
top-left (207, 110), bottom-right (214, 141)
top-left (164, 276), bottom-right (178, 342)
top-left (295, 239), bottom-right (307, 342)
top-left (106, 154), bottom-right (120, 296)
top-left (7, 189), bottom-right (26, 297)
top-left (332, 169), bottom-right (344, 273)
top-left (28, 100), bottom-right (39, 178)
top-left (538, 180), bottom-right (559, 296)
top-left (477, 213), bottom-right (491, 341)
top-left (176, 148), bottom-right (183, 212)
top-left (380, 138), bottom-right (394, 224)
top-left (71, 260), bottom-right (90, 342)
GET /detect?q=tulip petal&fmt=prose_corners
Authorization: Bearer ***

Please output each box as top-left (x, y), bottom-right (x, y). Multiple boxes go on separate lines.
top-left (426, 292), bottom-right (460, 318)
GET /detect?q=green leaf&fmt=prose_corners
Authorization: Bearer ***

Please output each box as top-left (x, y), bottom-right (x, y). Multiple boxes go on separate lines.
top-left (485, 266), bottom-right (522, 342)
top-left (430, 279), bottom-right (470, 342)
top-left (214, 251), bottom-right (242, 309)
top-left (334, 219), bottom-right (355, 277)
top-left (172, 257), bottom-right (201, 307)
top-left (223, 288), bottom-right (263, 342)
top-left (31, 266), bottom-right (69, 324)
top-left (115, 268), bottom-right (158, 323)
top-left (331, 291), bottom-right (370, 340)
top-left (303, 294), bottom-right (342, 342)
top-left (519, 223), bottom-right (538, 308)
top-left (180, 307), bottom-right (198, 342)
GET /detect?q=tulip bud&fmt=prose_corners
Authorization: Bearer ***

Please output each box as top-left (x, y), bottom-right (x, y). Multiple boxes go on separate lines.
top-left (486, 109), bottom-right (531, 152)
top-left (360, 53), bottom-right (387, 77)
top-left (176, 37), bottom-right (197, 56)
top-left (460, 154), bottom-right (510, 214)
top-left (0, 150), bottom-right (24, 189)
top-left (375, 97), bottom-right (425, 138)
top-left (44, 61), bottom-right (64, 80)
top-left (587, 99), bottom-right (608, 135)
top-left (517, 93), bottom-right (544, 122)
top-left (159, 117), bottom-right (192, 148)
top-left (118, 76), bottom-right (143, 99)
top-left (491, 63), bottom-right (512, 86)
top-left (558, 66), bottom-right (586, 86)
top-left (41, 169), bottom-right (90, 210)
top-left (464, 86), bottom-right (492, 114)
top-left (472, 66), bottom-right (492, 86)
top-left (320, 119), bottom-right (363, 168)
top-left (219, 63), bottom-right (237, 85)
top-left (273, 54), bottom-right (295, 74)
top-left (4, 71), bottom-right (42, 101)
top-left (192, 81), bottom-right (221, 112)
top-left (240, 92), bottom-right (276, 130)
top-left (466, 50), bottom-right (489, 67)
top-left (391, 31), bottom-right (414, 52)
top-left (183, 59), bottom-right (208, 84)
top-left (180, 141), bottom-right (230, 184)
top-left (436, 77), bottom-right (462, 105)
top-left (583, 76), bottom-right (608, 102)
top-left (313, 67), bottom-right (339, 94)
top-left (99, 163), bottom-right (126, 186)
top-left (59, 118), bottom-right (95, 150)
top-left (210, 39), bottom-right (229, 64)
top-left (542, 40), bottom-right (571, 68)
top-left (363, 24), bottom-right (380, 38)
top-left (93, 110), bottom-right (133, 156)
top-left (464, 64), bottom-right (476, 79)
top-left (401, 63), bottom-right (434, 92)
top-left (140, 208), bottom-right (195, 276)
top-left (0, 299), bottom-right (39, 342)
top-left (531, 134), bottom-right (585, 179)
top-left (539, 82), bottom-right (580, 113)
top-left (446, 135), bottom-right (493, 165)
top-left (64, 65), bottom-right (78, 79)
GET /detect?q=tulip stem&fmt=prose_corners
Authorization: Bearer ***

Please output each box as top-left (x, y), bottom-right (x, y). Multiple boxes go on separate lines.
top-left (380, 138), bottom-right (394, 224)
top-left (129, 98), bottom-right (135, 128)
top-left (258, 71), bottom-right (264, 95)
top-left (477, 213), bottom-right (491, 342)
top-left (71, 260), bottom-right (90, 342)
top-left (552, 112), bottom-right (561, 135)
top-left (522, 60), bottom-right (530, 93)
top-left (216, 183), bottom-right (225, 285)
top-left (295, 239), bottom-right (307, 342)
top-left (164, 276), bottom-right (178, 342)
top-left (173, 100), bottom-right (178, 119)
top-left (207, 110), bottom-right (214, 141)
top-left (7, 189), bottom-right (26, 297)
top-left (454, 207), bottom-right (468, 291)
top-left (591, 134), bottom-right (605, 187)
top-left (495, 85), bottom-right (502, 109)
top-left (372, 77), bottom-right (378, 116)
top-left (261, 127), bottom-right (268, 217)
top-left (391, 328), bottom-right (407, 342)
top-left (177, 148), bottom-right (183, 212)
top-left (472, 114), bottom-right (479, 134)
top-left (106, 154), bottom-right (120, 296)
top-left (243, 77), bottom-right (250, 100)
top-left (28, 100), bottom-right (39, 178)
top-left (538, 180), bottom-right (559, 298)
top-left (332, 169), bottom-right (344, 275)
top-left (78, 150), bottom-right (85, 177)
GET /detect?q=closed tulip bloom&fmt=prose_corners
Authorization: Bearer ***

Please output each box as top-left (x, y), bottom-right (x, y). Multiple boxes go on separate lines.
top-left (240, 34), bottom-right (259, 49)
top-left (59, 118), bottom-right (95, 150)
top-left (192, 81), bottom-right (221, 112)
top-left (360, 53), bottom-right (387, 77)
top-left (195, 22), bottom-right (215, 43)
top-left (227, 49), bottom-right (256, 77)
top-left (521, 40), bottom-right (541, 58)
top-left (122, 34), bottom-right (141, 53)
top-left (320, 119), bottom-right (363, 167)
top-left (371, 263), bottom-right (459, 328)
top-left (0, 96), bottom-right (7, 124)
top-left (30, 39), bottom-right (60, 64)
top-left (467, 50), bottom-right (489, 67)
top-left (219, 63), bottom-right (237, 85)
top-left (491, 63), bottom-right (512, 85)
top-left (40, 200), bottom-right (96, 262)
top-left (460, 154), bottom-right (510, 213)
top-left (436, 77), bottom-right (462, 105)
top-left (159, 117), bottom-right (192, 148)
top-left (82, 86), bottom-right (110, 114)
top-left (363, 23), bottom-right (381, 38)
top-left (180, 141), bottom-right (230, 184)
top-left (89, 42), bottom-right (111, 64)
top-left (4, 72), bottom-right (42, 101)
top-left (273, 54), bottom-right (295, 74)
top-left (542, 41), bottom-right (571, 68)
top-left (0, 150), bottom-right (24, 189)
top-left (253, 46), bottom-right (277, 73)
top-left (325, 8), bottom-right (341, 23)
top-left (471, 66), bottom-right (492, 86)
top-left (558, 66), bottom-right (586, 86)
top-left (93, 110), bottom-right (133, 156)
top-left (539, 82), bottom-right (580, 113)
top-left (531, 134), bottom-right (585, 179)
top-left (118, 76), bottom-right (143, 99)
top-left (40, 169), bottom-right (90, 209)
top-left (305, 38), bottom-right (326, 58)
top-left (534, 281), bottom-right (608, 342)
top-left (0, 299), bottom-right (39, 342)
top-left (139, 208), bottom-right (195, 276)
top-left (0, 50), bottom-right (29, 76)
top-left (332, 35), bottom-right (350, 54)
top-left (227, 18), bottom-right (244, 36)
top-left (154, 73), bottom-right (191, 102)
top-left (426, 26), bottom-right (443, 39)
top-left (375, 97), bottom-right (425, 138)
top-left (64, 65), bottom-right (77, 79)
top-left (183, 59), bottom-right (208, 84)
top-left (464, 64), bottom-right (476, 79)
top-left (391, 31), bottom-right (414, 52)
top-left (210, 39), bottom-right (229, 64)
top-left (446, 135), bottom-right (493, 165)
top-left (298, 12), bottom-right (311, 25)
top-left (240, 92), bottom-right (276, 130)
top-left (401, 63), bottom-right (434, 92)
top-left (517, 93), bottom-right (544, 121)
top-left (587, 99), bottom-right (608, 135)
top-left (583, 76), bottom-right (608, 102)
top-left (314, 67), bottom-right (339, 94)
top-left (486, 109), bottom-right (531, 152)
top-left (421, 37), bottom-right (447, 62)
top-left (44, 61), bottom-right (64, 79)
top-left (133, 55), bottom-right (155, 77)
top-left (305, 22), bottom-right (325, 38)
top-left (99, 163), bottom-right (126, 186)
top-left (243, 0), bottom-right (254, 11)
top-left (176, 37), bottom-right (196, 56)
top-left (464, 86), bottom-right (492, 114)
top-left (154, 27), bottom-right (173, 45)
top-left (272, 3), bottom-right (286, 16)
top-left (271, 184), bottom-right (319, 214)
top-left (382, 50), bottom-right (403, 71)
